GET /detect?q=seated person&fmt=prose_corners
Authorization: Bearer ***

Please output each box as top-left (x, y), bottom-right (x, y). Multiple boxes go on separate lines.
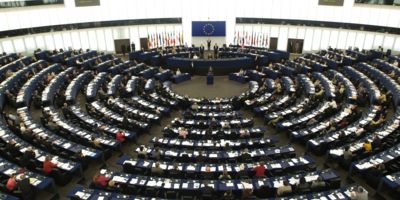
top-left (151, 162), bottom-right (164, 176)
top-left (43, 156), bottom-right (58, 175)
top-left (254, 162), bottom-right (266, 177)
top-left (350, 186), bottom-right (368, 200)
top-left (176, 68), bottom-right (182, 75)
top-left (296, 177), bottom-right (310, 193)
top-left (238, 68), bottom-right (244, 76)
top-left (115, 130), bottom-right (126, 142)
top-left (343, 146), bottom-right (353, 161)
top-left (241, 181), bottom-right (253, 198)
top-left (17, 174), bottom-right (34, 199)
top-left (6, 173), bottom-right (18, 192)
top-left (137, 145), bottom-right (147, 159)
top-left (92, 173), bottom-right (110, 188)
top-left (311, 176), bottom-right (326, 189)
top-left (218, 170), bottom-right (232, 180)
top-left (363, 140), bottom-right (372, 153)
top-left (202, 181), bottom-right (215, 199)
top-left (241, 149), bottom-right (251, 162)
top-left (196, 151), bottom-right (206, 163)
top-left (169, 163), bottom-right (181, 178)
top-left (372, 135), bottom-right (382, 150)
top-left (178, 127), bottom-right (188, 139)
top-left (151, 147), bottom-right (161, 161)
top-left (277, 180), bottom-right (292, 196)
top-left (91, 136), bottom-right (102, 148)
top-left (191, 102), bottom-right (199, 111)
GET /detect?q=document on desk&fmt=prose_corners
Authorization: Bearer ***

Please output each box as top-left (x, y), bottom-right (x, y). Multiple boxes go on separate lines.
top-left (305, 175), bottom-right (319, 182)
top-left (273, 180), bottom-right (284, 188)
top-left (147, 180), bottom-right (157, 187)
top-left (113, 176), bottom-right (128, 183)
top-left (271, 163), bottom-right (282, 169)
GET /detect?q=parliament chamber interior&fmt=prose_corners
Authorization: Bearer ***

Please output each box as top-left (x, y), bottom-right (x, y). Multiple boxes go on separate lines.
top-left (0, 0), bottom-right (400, 199)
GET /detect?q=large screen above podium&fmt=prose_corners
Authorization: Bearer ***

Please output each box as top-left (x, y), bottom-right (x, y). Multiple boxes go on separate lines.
top-left (0, 0), bottom-right (64, 8)
top-left (192, 21), bottom-right (226, 37)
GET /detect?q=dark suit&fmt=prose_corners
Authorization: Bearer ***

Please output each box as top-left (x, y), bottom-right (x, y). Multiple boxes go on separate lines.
top-left (131, 43), bottom-right (135, 52)
top-left (207, 40), bottom-right (211, 50)
top-left (200, 46), bottom-right (205, 58)
top-left (202, 185), bottom-right (215, 199)
top-left (213, 45), bottom-right (218, 58)
top-left (18, 177), bottom-right (34, 200)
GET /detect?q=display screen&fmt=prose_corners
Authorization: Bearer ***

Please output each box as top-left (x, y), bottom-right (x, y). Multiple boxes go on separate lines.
top-left (355, 0), bottom-right (400, 6)
top-left (0, 0), bottom-right (64, 8)
top-left (192, 21), bottom-right (226, 37)
top-left (75, 0), bottom-right (100, 7)
top-left (318, 0), bottom-right (344, 6)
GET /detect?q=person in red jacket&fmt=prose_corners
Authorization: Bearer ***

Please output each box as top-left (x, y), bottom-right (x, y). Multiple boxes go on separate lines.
top-left (93, 173), bottom-right (110, 188)
top-left (254, 162), bottom-right (266, 177)
top-left (6, 173), bottom-right (17, 191)
top-left (43, 156), bottom-right (58, 174)
top-left (116, 130), bottom-right (126, 142)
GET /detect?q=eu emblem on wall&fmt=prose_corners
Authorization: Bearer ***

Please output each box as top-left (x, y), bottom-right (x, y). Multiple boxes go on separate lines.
top-left (203, 23), bottom-right (215, 36)
top-left (192, 21), bottom-right (226, 37)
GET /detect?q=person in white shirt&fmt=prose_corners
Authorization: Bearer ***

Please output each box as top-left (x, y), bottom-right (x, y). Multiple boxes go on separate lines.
top-left (176, 68), bottom-right (182, 75)
top-left (350, 186), bottom-right (368, 200)
top-left (238, 68), bottom-right (244, 76)
top-left (329, 100), bottom-right (337, 109)
top-left (354, 126), bottom-right (364, 137)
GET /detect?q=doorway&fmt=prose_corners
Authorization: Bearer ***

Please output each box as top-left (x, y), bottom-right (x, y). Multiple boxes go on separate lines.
top-left (269, 37), bottom-right (278, 50)
top-left (114, 39), bottom-right (130, 55)
top-left (140, 38), bottom-right (149, 51)
top-left (287, 39), bottom-right (304, 54)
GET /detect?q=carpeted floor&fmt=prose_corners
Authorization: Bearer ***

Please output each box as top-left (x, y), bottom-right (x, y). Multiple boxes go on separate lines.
top-left (171, 76), bottom-right (249, 98)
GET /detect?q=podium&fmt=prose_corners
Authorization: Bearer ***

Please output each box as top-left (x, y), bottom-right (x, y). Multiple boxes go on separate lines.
top-left (207, 73), bottom-right (214, 85)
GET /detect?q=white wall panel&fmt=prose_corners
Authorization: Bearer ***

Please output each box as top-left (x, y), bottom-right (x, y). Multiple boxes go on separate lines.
top-left (71, 32), bottom-right (81, 49)
top-left (320, 29), bottom-right (331, 50)
top-left (129, 27), bottom-right (140, 50)
top-left (383, 36), bottom-right (395, 50)
top-left (24, 37), bottom-right (36, 53)
top-left (44, 35), bottom-right (55, 50)
top-left (79, 31), bottom-right (90, 50)
top-left (312, 29), bottom-right (322, 51)
top-left (297, 27), bottom-right (306, 39)
top-left (328, 30), bottom-right (339, 48)
top-left (364, 33), bottom-right (374, 50)
top-left (104, 29), bottom-right (114, 51)
top-left (35, 35), bottom-right (46, 50)
top-left (288, 27), bottom-right (297, 39)
top-left (337, 30), bottom-right (348, 49)
top-left (2, 40), bottom-right (14, 53)
top-left (53, 33), bottom-right (63, 50)
top-left (354, 32), bottom-right (365, 49)
top-left (62, 32), bottom-right (73, 50)
top-left (278, 26), bottom-right (288, 51)
top-left (373, 35), bottom-right (384, 49)
top-left (13, 38), bottom-right (25, 53)
top-left (346, 32), bottom-right (356, 49)
top-left (303, 28), bottom-right (313, 51)
top-left (88, 30), bottom-right (98, 50)
top-left (96, 30), bottom-right (107, 51)
top-left (394, 38), bottom-right (400, 52)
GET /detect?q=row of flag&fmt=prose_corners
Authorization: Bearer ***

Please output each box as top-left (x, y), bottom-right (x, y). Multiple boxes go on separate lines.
top-left (147, 32), bottom-right (184, 48)
top-left (233, 31), bottom-right (269, 48)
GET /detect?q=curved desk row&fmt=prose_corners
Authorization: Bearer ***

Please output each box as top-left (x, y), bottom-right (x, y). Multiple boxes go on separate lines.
top-left (165, 57), bottom-right (254, 75)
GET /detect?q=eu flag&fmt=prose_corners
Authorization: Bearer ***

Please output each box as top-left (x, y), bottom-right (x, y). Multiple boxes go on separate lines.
top-left (192, 21), bottom-right (226, 37)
